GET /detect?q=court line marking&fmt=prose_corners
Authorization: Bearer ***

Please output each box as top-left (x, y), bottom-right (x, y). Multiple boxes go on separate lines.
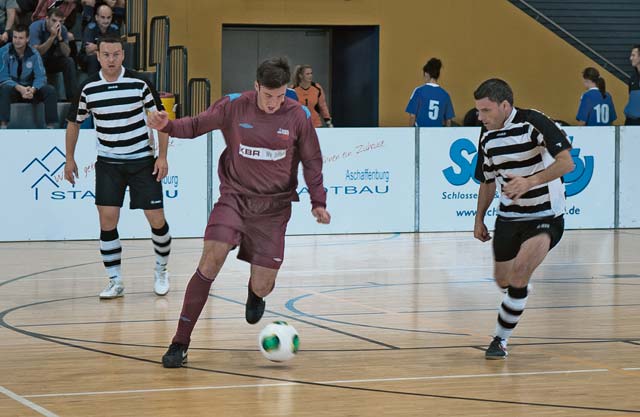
top-left (22, 368), bottom-right (609, 398)
top-left (0, 385), bottom-right (60, 417)
top-left (4, 260), bottom-right (640, 286)
top-left (623, 368), bottom-right (640, 371)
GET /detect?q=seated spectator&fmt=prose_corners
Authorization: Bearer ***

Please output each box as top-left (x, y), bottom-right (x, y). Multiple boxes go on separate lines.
top-left (0, 24), bottom-right (58, 127)
top-left (78, 3), bottom-right (117, 74)
top-left (31, 0), bottom-right (77, 22)
top-left (1, 0), bottom-right (18, 47)
top-left (31, 0), bottom-right (79, 57)
top-left (29, 7), bottom-right (77, 99)
top-left (14, 0), bottom-right (35, 26)
top-left (576, 67), bottom-right (617, 126)
top-left (81, 0), bottom-right (123, 29)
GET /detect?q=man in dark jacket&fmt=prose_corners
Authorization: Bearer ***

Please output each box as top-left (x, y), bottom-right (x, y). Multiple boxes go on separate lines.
top-left (0, 24), bottom-right (57, 127)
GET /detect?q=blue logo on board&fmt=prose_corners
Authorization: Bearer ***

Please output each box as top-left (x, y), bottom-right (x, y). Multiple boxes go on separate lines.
top-left (442, 137), bottom-right (593, 197)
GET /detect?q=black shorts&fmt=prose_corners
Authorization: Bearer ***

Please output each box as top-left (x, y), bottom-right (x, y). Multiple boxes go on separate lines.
top-left (95, 158), bottom-right (163, 210)
top-left (492, 215), bottom-right (564, 262)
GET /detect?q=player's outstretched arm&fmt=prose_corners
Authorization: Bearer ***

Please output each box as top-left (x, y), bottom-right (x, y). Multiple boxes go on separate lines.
top-left (312, 207), bottom-right (331, 224)
top-left (64, 122), bottom-right (80, 185)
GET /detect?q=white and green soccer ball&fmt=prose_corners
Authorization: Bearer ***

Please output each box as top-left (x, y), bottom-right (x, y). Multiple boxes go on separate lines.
top-left (258, 321), bottom-right (300, 362)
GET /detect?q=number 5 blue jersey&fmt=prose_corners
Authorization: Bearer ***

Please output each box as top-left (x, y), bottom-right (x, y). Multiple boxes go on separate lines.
top-left (576, 88), bottom-right (617, 126)
top-left (405, 83), bottom-right (455, 127)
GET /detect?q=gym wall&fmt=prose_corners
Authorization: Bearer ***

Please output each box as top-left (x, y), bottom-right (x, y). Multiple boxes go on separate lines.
top-left (148, 0), bottom-right (628, 126)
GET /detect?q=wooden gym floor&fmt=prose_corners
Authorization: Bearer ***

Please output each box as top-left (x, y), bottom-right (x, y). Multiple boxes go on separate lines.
top-left (1, 229), bottom-right (639, 416)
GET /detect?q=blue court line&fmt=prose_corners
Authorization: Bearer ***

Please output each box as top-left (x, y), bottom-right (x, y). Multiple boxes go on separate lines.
top-left (284, 284), bottom-right (470, 337)
top-left (210, 293), bottom-right (399, 349)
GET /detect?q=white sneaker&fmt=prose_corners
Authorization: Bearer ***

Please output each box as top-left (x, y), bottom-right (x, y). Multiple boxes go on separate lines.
top-left (99, 279), bottom-right (124, 299)
top-left (154, 270), bottom-right (170, 296)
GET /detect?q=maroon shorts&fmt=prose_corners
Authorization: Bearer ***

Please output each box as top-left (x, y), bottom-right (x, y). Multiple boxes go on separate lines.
top-left (204, 193), bottom-right (292, 269)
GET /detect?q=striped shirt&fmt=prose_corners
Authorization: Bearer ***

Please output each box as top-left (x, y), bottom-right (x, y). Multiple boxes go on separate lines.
top-left (67, 67), bottom-right (164, 162)
top-left (474, 108), bottom-right (572, 220)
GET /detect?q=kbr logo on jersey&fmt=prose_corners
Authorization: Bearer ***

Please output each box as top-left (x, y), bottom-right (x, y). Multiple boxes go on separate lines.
top-left (442, 138), bottom-right (480, 186)
top-left (563, 136), bottom-right (594, 197)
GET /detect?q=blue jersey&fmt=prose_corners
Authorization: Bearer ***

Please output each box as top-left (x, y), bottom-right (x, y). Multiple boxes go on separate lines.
top-left (576, 88), bottom-right (617, 126)
top-left (405, 83), bottom-right (455, 127)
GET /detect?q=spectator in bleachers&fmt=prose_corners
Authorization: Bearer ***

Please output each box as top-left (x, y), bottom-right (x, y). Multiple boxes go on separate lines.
top-left (31, 0), bottom-right (79, 57)
top-left (29, 7), bottom-right (77, 100)
top-left (81, 0), bottom-right (123, 30)
top-left (1, 0), bottom-right (18, 47)
top-left (405, 57), bottom-right (455, 127)
top-left (13, 0), bottom-right (33, 26)
top-left (78, 3), bottom-right (116, 74)
top-left (576, 67), bottom-right (616, 126)
top-left (0, 24), bottom-right (57, 127)
top-left (624, 44), bottom-right (640, 126)
top-left (31, 0), bottom-right (77, 22)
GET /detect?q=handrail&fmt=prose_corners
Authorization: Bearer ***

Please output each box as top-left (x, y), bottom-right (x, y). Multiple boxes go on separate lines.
top-left (149, 16), bottom-right (170, 92)
top-left (187, 78), bottom-right (211, 116)
top-left (126, 0), bottom-right (148, 71)
top-left (513, 0), bottom-right (630, 80)
top-left (168, 46), bottom-right (188, 118)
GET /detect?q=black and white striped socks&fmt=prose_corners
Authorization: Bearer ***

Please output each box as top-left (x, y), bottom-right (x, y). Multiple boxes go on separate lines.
top-left (100, 228), bottom-right (122, 281)
top-left (495, 285), bottom-right (529, 342)
top-left (151, 222), bottom-right (171, 272)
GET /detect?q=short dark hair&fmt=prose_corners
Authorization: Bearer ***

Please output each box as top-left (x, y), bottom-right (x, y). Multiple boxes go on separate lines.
top-left (47, 7), bottom-right (65, 19)
top-left (256, 57), bottom-right (291, 89)
top-left (423, 58), bottom-right (442, 80)
top-left (473, 78), bottom-right (514, 105)
top-left (97, 32), bottom-right (123, 49)
top-left (633, 44), bottom-right (640, 53)
top-left (12, 24), bottom-right (29, 36)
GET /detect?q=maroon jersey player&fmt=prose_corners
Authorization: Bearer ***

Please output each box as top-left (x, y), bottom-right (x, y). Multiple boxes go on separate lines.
top-left (148, 57), bottom-right (331, 368)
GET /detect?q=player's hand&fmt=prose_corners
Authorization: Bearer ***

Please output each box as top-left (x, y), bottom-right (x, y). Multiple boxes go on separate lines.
top-left (147, 111), bottom-right (169, 131)
top-left (153, 157), bottom-right (168, 182)
top-left (312, 207), bottom-right (331, 224)
top-left (64, 158), bottom-right (78, 185)
top-left (473, 220), bottom-right (491, 242)
top-left (502, 174), bottom-right (532, 200)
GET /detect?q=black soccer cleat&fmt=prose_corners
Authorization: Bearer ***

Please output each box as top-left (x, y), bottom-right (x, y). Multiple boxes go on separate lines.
top-left (245, 287), bottom-right (266, 324)
top-left (485, 336), bottom-right (508, 360)
top-left (162, 342), bottom-right (188, 368)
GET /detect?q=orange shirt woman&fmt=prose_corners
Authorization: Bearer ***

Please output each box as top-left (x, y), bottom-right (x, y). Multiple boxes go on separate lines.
top-left (292, 65), bottom-right (332, 128)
